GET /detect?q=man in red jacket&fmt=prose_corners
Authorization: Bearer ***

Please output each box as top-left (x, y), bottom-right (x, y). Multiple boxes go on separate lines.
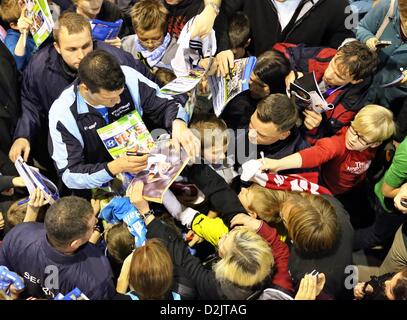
top-left (275, 40), bottom-right (378, 144)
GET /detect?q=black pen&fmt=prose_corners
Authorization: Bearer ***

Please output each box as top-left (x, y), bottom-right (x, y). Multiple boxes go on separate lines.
top-left (126, 151), bottom-right (148, 156)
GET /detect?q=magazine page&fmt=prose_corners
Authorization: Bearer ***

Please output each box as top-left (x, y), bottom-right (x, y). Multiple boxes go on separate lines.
top-left (90, 19), bottom-right (123, 41)
top-left (127, 139), bottom-right (190, 203)
top-left (160, 68), bottom-right (206, 95)
top-left (97, 110), bottom-right (156, 159)
top-left (25, 0), bottom-right (54, 47)
top-left (289, 72), bottom-right (334, 114)
top-left (14, 156), bottom-right (59, 203)
top-left (209, 56), bottom-right (257, 117)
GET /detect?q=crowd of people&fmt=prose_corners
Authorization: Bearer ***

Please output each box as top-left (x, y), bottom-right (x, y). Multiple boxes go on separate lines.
top-left (0, 0), bottom-right (407, 301)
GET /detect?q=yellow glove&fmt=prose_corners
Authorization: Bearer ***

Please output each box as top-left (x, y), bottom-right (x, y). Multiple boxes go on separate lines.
top-left (191, 214), bottom-right (229, 247)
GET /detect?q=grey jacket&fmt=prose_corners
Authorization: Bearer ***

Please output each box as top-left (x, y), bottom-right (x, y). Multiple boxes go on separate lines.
top-left (356, 0), bottom-right (407, 107)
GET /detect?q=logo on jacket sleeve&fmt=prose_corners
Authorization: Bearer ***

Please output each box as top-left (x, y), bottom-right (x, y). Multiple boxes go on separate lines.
top-left (84, 122), bottom-right (97, 131)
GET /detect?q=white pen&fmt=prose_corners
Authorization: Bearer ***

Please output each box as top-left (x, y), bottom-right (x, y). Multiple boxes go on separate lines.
top-left (260, 151), bottom-right (265, 164)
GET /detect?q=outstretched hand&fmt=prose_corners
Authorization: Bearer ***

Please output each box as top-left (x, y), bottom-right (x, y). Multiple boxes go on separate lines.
top-left (127, 180), bottom-right (150, 214)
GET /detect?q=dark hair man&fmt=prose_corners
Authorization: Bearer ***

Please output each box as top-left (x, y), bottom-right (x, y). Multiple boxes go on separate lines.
top-left (0, 196), bottom-right (116, 299)
top-left (49, 50), bottom-right (198, 190)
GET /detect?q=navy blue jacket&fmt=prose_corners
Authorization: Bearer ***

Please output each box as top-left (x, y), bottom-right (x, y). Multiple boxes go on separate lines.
top-left (14, 40), bottom-right (153, 145)
top-left (0, 223), bottom-right (115, 300)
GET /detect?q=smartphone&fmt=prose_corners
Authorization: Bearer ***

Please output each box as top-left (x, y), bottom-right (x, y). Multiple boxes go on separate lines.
top-left (375, 40), bottom-right (392, 49)
top-left (126, 151), bottom-right (148, 156)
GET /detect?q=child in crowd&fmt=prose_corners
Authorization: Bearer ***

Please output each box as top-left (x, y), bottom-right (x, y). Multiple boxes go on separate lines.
top-left (228, 11), bottom-right (251, 59)
top-left (116, 238), bottom-right (180, 300)
top-left (121, 0), bottom-right (177, 73)
top-left (261, 105), bottom-right (396, 195)
top-left (3, 188), bottom-right (49, 233)
top-left (73, 0), bottom-right (132, 47)
top-left (0, 0), bottom-right (36, 70)
top-left (190, 114), bottom-right (238, 184)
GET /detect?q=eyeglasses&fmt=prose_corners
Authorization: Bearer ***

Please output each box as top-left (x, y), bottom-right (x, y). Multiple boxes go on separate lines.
top-left (348, 125), bottom-right (373, 146)
top-left (138, 36), bottom-right (164, 47)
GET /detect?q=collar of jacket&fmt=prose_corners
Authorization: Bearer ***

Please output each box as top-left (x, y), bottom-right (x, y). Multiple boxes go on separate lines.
top-left (70, 80), bottom-right (107, 120)
top-left (45, 40), bottom-right (100, 82)
top-left (45, 44), bottom-right (77, 82)
top-left (257, 126), bottom-right (303, 156)
top-left (42, 232), bottom-right (88, 265)
top-left (332, 75), bottom-right (374, 112)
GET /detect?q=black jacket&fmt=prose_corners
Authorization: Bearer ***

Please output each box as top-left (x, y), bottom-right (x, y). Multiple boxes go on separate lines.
top-left (288, 195), bottom-right (354, 299)
top-left (184, 164), bottom-right (246, 227)
top-left (0, 41), bottom-right (20, 175)
top-left (146, 207), bottom-right (263, 299)
top-left (217, 0), bottom-right (353, 56)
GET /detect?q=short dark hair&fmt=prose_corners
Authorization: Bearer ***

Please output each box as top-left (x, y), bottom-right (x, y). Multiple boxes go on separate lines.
top-left (393, 267), bottom-right (407, 300)
top-left (45, 196), bottom-right (93, 247)
top-left (256, 94), bottom-right (298, 132)
top-left (78, 49), bottom-right (125, 93)
top-left (336, 41), bottom-right (378, 81)
top-left (254, 50), bottom-right (291, 94)
top-left (228, 11), bottom-right (250, 49)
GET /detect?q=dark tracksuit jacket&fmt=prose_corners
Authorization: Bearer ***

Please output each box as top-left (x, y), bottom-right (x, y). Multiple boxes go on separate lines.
top-left (0, 222), bottom-right (115, 300)
top-left (48, 65), bottom-right (189, 190)
top-left (14, 40), bottom-right (153, 168)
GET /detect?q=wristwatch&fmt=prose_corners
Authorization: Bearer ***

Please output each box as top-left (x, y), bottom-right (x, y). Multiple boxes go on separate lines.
top-left (206, 1), bottom-right (220, 15)
top-left (141, 209), bottom-right (155, 221)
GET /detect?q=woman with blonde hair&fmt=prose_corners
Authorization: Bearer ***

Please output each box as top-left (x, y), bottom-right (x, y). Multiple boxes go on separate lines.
top-left (122, 180), bottom-right (293, 300)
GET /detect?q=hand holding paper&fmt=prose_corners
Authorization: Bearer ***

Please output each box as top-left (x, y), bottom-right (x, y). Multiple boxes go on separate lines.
top-left (172, 119), bottom-right (200, 160)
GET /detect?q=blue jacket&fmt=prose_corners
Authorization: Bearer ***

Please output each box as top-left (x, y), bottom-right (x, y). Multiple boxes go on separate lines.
top-left (4, 29), bottom-right (36, 71)
top-left (48, 65), bottom-right (189, 189)
top-left (0, 222), bottom-right (115, 300)
top-left (14, 40), bottom-right (154, 146)
top-left (356, 0), bottom-right (407, 107)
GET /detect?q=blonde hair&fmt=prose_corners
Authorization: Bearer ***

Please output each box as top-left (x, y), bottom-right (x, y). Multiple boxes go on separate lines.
top-left (130, 0), bottom-right (168, 33)
top-left (284, 193), bottom-right (338, 253)
top-left (0, 0), bottom-right (20, 23)
top-left (246, 184), bottom-right (287, 223)
top-left (352, 104), bottom-right (395, 143)
top-left (213, 228), bottom-right (274, 287)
